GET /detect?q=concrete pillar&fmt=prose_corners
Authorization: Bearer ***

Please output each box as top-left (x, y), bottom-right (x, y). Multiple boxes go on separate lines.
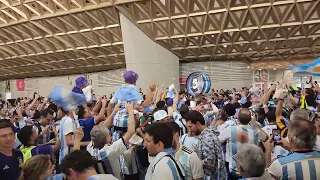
top-left (119, 13), bottom-right (180, 92)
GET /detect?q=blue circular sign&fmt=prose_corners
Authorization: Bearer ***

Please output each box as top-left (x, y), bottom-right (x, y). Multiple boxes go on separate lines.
top-left (186, 72), bottom-right (211, 96)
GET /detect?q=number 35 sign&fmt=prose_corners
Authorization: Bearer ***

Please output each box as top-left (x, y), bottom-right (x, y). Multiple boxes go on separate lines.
top-left (254, 69), bottom-right (268, 82)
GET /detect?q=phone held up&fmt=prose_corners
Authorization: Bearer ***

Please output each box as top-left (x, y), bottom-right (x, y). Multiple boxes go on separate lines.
top-left (272, 129), bottom-right (281, 145)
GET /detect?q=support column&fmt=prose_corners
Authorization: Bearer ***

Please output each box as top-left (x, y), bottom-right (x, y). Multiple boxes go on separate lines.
top-left (119, 13), bottom-right (180, 92)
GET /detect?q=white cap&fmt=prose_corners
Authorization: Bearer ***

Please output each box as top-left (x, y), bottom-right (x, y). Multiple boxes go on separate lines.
top-left (154, 110), bottom-right (168, 121)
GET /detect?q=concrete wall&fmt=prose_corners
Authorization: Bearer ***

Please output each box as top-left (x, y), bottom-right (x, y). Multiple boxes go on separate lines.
top-left (180, 61), bottom-right (252, 90)
top-left (119, 13), bottom-right (180, 91)
top-left (6, 68), bottom-right (126, 98)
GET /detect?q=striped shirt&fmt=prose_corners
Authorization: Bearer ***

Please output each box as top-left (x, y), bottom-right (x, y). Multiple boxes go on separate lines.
top-left (179, 134), bottom-right (198, 151)
top-left (146, 149), bottom-right (186, 180)
top-left (87, 138), bottom-right (127, 179)
top-left (173, 111), bottom-right (187, 136)
top-left (58, 116), bottom-right (78, 164)
top-left (219, 125), bottom-right (266, 172)
top-left (175, 144), bottom-right (204, 180)
top-left (268, 151), bottom-right (320, 179)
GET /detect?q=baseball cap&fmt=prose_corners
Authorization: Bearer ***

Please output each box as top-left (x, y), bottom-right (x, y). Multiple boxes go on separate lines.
top-left (124, 70), bottom-right (139, 85)
top-left (154, 110), bottom-right (168, 121)
top-left (75, 77), bottom-right (88, 87)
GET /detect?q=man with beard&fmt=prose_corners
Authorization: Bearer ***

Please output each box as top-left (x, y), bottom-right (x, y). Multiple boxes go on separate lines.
top-left (185, 110), bottom-right (226, 180)
top-left (166, 122), bottom-right (204, 180)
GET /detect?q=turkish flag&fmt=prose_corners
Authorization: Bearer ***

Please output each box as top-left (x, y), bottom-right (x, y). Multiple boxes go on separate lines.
top-left (16, 79), bottom-right (25, 91)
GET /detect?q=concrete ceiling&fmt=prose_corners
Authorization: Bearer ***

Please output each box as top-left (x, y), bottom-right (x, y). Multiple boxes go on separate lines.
top-left (119, 0), bottom-right (320, 63)
top-left (0, 0), bottom-right (320, 80)
top-left (0, 0), bottom-right (139, 80)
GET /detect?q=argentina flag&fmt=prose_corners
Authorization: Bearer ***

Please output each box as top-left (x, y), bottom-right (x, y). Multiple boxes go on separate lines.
top-left (113, 85), bottom-right (142, 102)
top-left (289, 57), bottom-right (320, 76)
top-left (49, 85), bottom-right (87, 111)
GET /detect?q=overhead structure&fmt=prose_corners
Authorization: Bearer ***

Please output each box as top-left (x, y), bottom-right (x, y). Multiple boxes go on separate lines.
top-left (118, 0), bottom-right (320, 63)
top-left (0, 0), bottom-right (140, 80)
top-left (0, 0), bottom-right (320, 80)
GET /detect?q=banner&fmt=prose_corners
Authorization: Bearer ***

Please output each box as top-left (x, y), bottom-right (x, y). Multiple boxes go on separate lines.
top-left (16, 79), bottom-right (25, 91)
top-left (186, 72), bottom-right (211, 96)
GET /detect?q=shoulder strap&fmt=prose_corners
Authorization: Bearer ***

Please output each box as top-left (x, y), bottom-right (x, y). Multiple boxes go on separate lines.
top-left (153, 154), bottom-right (185, 179)
top-left (165, 154), bottom-right (185, 179)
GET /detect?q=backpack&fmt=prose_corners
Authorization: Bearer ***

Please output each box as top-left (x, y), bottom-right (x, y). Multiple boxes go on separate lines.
top-left (136, 145), bottom-right (150, 168)
top-left (94, 159), bottom-right (109, 174)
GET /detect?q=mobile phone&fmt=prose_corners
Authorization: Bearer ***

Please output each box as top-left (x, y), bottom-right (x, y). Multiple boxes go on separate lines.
top-left (272, 129), bottom-right (281, 145)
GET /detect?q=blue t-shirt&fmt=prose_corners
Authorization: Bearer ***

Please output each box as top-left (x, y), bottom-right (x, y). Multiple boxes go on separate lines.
top-left (30, 145), bottom-right (52, 156)
top-left (79, 117), bottom-right (95, 142)
top-left (72, 86), bottom-right (83, 94)
top-left (0, 149), bottom-right (23, 180)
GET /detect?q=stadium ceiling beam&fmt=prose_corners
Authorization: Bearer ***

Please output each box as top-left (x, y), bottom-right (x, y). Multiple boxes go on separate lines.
top-left (0, 0), bottom-right (142, 28)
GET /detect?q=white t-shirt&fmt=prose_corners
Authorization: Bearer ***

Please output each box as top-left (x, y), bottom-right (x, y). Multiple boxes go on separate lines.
top-left (58, 115), bottom-right (78, 164)
top-left (175, 144), bottom-right (204, 180)
top-left (87, 174), bottom-right (118, 180)
top-left (87, 138), bottom-right (127, 179)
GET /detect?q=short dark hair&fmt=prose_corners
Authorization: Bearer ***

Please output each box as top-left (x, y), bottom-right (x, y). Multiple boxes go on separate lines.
top-left (144, 123), bottom-right (173, 149)
top-left (77, 105), bottom-right (85, 120)
top-left (223, 104), bottom-right (236, 116)
top-left (17, 126), bottom-right (33, 147)
top-left (185, 110), bottom-right (205, 125)
top-left (40, 109), bottom-right (54, 118)
top-left (238, 109), bottom-right (251, 125)
top-left (179, 104), bottom-right (189, 119)
top-left (47, 104), bottom-right (58, 113)
top-left (165, 122), bottom-right (181, 136)
top-left (265, 108), bottom-right (276, 123)
top-left (0, 120), bottom-right (14, 132)
top-left (59, 107), bottom-right (69, 114)
top-left (62, 150), bottom-right (96, 176)
top-left (32, 110), bottom-right (41, 119)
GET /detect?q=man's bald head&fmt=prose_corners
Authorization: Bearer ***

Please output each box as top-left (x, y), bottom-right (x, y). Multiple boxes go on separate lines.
top-left (238, 108), bottom-right (251, 125)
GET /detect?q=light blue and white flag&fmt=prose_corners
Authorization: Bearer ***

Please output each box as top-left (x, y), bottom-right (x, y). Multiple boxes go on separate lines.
top-left (289, 57), bottom-right (320, 76)
top-left (113, 85), bottom-right (142, 102)
top-left (49, 85), bottom-right (87, 111)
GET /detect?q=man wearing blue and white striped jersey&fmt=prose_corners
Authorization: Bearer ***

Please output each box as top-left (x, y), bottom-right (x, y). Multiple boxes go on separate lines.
top-left (267, 119), bottom-right (320, 179)
top-left (166, 122), bottom-right (204, 180)
top-left (87, 103), bottom-right (136, 180)
top-left (144, 123), bottom-right (186, 180)
top-left (219, 108), bottom-right (268, 177)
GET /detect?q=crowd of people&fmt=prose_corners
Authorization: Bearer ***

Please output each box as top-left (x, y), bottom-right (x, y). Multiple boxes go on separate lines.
top-left (0, 71), bottom-right (320, 180)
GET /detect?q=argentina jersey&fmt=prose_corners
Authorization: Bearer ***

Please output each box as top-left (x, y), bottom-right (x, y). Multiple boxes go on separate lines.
top-left (180, 134), bottom-right (198, 151)
top-left (175, 145), bottom-right (204, 180)
top-left (173, 111), bottom-right (187, 136)
top-left (268, 151), bottom-right (320, 179)
top-left (219, 125), bottom-right (263, 172)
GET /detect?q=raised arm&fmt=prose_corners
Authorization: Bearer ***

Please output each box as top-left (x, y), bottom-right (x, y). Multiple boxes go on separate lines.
top-left (94, 99), bottom-right (107, 123)
top-left (142, 83), bottom-right (156, 107)
top-left (122, 103), bottom-right (136, 143)
top-left (104, 103), bottom-right (121, 129)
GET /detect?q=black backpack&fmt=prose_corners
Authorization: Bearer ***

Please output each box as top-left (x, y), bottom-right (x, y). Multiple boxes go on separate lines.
top-left (136, 145), bottom-right (150, 168)
top-left (94, 159), bottom-right (109, 174)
